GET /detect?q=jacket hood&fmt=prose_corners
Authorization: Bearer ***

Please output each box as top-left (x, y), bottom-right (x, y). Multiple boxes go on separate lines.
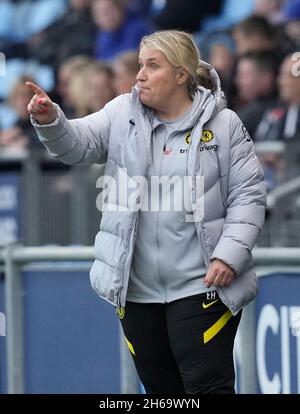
top-left (131, 60), bottom-right (227, 130)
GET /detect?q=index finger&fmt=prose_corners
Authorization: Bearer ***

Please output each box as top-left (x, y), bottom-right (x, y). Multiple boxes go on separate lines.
top-left (25, 81), bottom-right (47, 98)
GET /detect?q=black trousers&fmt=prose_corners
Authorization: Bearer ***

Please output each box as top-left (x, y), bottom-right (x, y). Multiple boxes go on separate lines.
top-left (119, 292), bottom-right (241, 394)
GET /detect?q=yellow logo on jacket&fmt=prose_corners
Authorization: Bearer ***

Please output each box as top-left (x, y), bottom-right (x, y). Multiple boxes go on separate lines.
top-left (201, 130), bottom-right (214, 142)
top-left (185, 130), bottom-right (214, 145)
top-left (185, 131), bottom-right (192, 145)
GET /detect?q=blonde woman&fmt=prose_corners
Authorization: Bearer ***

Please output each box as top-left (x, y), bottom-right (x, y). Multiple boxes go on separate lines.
top-left (27, 30), bottom-right (266, 394)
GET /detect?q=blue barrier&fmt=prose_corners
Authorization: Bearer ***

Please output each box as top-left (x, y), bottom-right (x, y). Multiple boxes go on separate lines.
top-left (1, 268), bottom-right (121, 394)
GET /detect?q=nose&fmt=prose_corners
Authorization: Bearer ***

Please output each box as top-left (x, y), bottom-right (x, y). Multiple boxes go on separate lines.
top-left (136, 66), bottom-right (146, 82)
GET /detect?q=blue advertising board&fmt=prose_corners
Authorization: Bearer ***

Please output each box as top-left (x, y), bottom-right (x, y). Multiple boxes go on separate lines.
top-left (255, 272), bottom-right (300, 394)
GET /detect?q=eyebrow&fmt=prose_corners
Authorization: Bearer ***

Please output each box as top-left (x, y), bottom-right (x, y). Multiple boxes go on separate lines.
top-left (138, 58), bottom-right (160, 64)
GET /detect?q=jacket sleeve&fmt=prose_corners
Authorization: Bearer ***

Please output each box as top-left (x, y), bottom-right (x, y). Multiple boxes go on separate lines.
top-left (211, 111), bottom-right (267, 274)
top-left (31, 103), bottom-right (112, 165)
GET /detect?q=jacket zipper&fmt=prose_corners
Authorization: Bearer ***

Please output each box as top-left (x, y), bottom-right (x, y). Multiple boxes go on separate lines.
top-left (156, 134), bottom-right (170, 301)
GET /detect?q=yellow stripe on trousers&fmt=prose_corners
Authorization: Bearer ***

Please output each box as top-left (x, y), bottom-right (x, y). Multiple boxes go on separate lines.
top-left (203, 310), bottom-right (233, 344)
top-left (125, 336), bottom-right (136, 355)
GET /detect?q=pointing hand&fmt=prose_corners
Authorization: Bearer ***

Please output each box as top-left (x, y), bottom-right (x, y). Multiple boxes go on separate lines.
top-left (26, 82), bottom-right (57, 125)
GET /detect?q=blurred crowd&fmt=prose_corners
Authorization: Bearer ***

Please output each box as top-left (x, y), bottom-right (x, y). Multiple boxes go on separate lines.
top-left (0, 0), bottom-right (299, 191)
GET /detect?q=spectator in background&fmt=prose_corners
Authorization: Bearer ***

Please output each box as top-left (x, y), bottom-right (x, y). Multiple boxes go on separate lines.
top-left (252, 0), bottom-right (298, 56)
top-left (28, 0), bottom-right (96, 70)
top-left (56, 56), bottom-right (95, 117)
top-left (233, 16), bottom-right (276, 55)
top-left (255, 54), bottom-right (300, 189)
top-left (68, 64), bottom-right (94, 118)
top-left (113, 51), bottom-right (140, 94)
top-left (255, 53), bottom-right (300, 142)
top-left (85, 62), bottom-right (116, 112)
top-left (67, 61), bottom-right (116, 117)
top-left (92, 0), bottom-right (151, 61)
top-left (234, 51), bottom-right (278, 135)
top-left (208, 36), bottom-right (236, 107)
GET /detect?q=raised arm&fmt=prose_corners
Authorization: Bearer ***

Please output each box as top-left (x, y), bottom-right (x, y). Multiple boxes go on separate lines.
top-left (27, 82), bottom-right (110, 165)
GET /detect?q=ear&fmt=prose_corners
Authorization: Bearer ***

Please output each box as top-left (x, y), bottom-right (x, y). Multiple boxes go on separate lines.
top-left (176, 67), bottom-right (189, 85)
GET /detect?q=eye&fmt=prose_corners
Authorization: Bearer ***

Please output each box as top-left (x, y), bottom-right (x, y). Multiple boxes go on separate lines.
top-left (150, 64), bottom-right (159, 70)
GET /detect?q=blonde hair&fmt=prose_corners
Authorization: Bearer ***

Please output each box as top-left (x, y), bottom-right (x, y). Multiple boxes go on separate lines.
top-left (68, 65), bottom-right (92, 117)
top-left (140, 30), bottom-right (215, 95)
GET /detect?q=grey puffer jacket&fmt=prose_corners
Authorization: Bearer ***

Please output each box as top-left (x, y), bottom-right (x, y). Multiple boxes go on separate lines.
top-left (32, 72), bottom-right (266, 315)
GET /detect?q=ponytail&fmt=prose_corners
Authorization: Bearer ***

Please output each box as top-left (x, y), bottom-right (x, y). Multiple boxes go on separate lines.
top-left (195, 64), bottom-right (215, 91)
top-left (188, 62), bottom-right (216, 95)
